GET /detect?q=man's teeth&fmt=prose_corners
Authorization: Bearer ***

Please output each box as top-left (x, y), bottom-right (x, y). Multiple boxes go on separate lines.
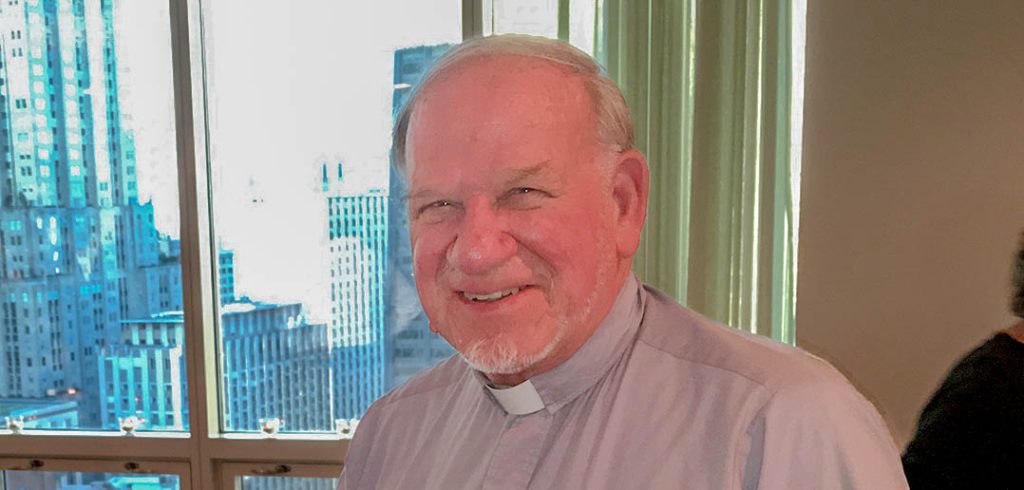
top-left (463, 287), bottom-right (523, 302)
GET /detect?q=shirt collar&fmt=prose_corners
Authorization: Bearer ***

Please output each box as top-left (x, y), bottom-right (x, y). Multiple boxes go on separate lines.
top-left (478, 274), bottom-right (646, 415)
top-left (485, 379), bottom-right (545, 415)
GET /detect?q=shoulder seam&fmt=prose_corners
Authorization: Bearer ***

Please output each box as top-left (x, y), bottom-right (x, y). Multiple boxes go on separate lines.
top-left (635, 334), bottom-right (779, 395)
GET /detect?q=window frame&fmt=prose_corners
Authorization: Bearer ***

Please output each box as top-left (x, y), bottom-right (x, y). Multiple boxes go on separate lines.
top-left (0, 0), bottom-right (488, 488)
top-left (0, 457), bottom-right (192, 489)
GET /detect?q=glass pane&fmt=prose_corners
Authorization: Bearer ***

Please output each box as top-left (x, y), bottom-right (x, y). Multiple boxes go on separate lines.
top-left (0, 1), bottom-right (184, 432)
top-left (238, 476), bottom-right (337, 490)
top-left (484, 0), bottom-right (559, 38)
top-left (200, 1), bottom-right (460, 433)
top-left (569, 0), bottom-right (598, 55)
top-left (3, 471), bottom-right (180, 489)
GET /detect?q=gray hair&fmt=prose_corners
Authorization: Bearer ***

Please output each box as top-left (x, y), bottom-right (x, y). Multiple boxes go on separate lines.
top-left (391, 34), bottom-right (634, 174)
top-left (1013, 230), bottom-right (1024, 318)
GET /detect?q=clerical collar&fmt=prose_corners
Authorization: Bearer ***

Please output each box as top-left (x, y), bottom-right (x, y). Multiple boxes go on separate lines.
top-left (477, 274), bottom-right (646, 415)
top-left (484, 380), bottom-right (545, 415)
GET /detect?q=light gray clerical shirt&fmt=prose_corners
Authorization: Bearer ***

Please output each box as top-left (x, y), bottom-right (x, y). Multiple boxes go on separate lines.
top-left (337, 275), bottom-right (909, 489)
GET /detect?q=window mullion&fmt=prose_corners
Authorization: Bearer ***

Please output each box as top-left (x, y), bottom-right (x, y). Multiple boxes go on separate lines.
top-left (463, 0), bottom-right (484, 39)
top-left (558, 0), bottom-right (570, 41)
top-left (168, 0), bottom-right (219, 488)
top-left (203, 437), bottom-right (349, 466)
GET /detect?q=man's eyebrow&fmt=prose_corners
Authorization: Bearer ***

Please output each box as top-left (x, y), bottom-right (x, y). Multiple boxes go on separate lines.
top-left (504, 162), bottom-right (549, 185)
top-left (405, 189), bottom-right (439, 202)
top-left (404, 162), bottom-right (551, 201)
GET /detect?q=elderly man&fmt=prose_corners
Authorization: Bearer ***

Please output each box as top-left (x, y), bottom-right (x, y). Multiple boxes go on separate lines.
top-left (338, 35), bottom-right (907, 489)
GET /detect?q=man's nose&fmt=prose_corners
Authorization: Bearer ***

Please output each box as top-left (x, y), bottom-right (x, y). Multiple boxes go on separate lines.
top-left (447, 197), bottom-right (517, 274)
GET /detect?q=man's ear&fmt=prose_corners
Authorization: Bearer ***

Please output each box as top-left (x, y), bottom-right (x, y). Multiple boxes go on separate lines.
top-left (609, 149), bottom-right (650, 258)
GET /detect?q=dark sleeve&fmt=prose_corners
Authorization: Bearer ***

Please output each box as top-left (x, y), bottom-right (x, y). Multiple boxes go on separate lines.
top-left (902, 338), bottom-right (1024, 489)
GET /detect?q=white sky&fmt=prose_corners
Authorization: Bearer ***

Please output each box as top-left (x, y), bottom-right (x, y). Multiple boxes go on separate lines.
top-left (115, 1), bottom-right (462, 322)
top-left (113, 1), bottom-right (582, 323)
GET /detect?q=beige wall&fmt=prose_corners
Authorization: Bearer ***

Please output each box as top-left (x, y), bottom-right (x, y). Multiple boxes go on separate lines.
top-left (797, 0), bottom-right (1024, 446)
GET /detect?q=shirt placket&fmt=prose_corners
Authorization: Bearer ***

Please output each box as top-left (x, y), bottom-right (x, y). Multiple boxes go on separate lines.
top-left (482, 410), bottom-right (552, 490)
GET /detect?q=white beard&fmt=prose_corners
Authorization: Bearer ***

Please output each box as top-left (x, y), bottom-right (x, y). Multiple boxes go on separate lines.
top-left (460, 327), bottom-right (566, 375)
top-left (460, 267), bottom-right (605, 376)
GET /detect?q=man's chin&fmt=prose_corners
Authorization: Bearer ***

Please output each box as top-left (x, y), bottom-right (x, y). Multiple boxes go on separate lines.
top-left (459, 336), bottom-right (559, 378)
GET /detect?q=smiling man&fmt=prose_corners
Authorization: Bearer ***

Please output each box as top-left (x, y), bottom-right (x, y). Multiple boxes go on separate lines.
top-left (337, 35), bottom-right (908, 489)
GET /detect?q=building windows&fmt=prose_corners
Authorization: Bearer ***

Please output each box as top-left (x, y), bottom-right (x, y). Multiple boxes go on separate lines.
top-left (0, 0), bottom-right (581, 486)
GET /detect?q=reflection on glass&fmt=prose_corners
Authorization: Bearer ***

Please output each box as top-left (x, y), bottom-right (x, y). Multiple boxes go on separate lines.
top-left (0, 1), bottom-right (184, 431)
top-left (3, 471), bottom-right (180, 489)
top-left (201, 1), bottom-right (460, 433)
top-left (239, 476), bottom-right (337, 490)
top-left (484, 0), bottom-right (559, 38)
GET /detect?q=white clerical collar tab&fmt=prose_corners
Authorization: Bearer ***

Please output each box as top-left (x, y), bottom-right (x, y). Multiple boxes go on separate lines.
top-left (486, 379), bottom-right (545, 415)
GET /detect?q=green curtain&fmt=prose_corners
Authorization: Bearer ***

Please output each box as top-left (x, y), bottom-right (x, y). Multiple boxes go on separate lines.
top-left (600, 0), bottom-right (799, 343)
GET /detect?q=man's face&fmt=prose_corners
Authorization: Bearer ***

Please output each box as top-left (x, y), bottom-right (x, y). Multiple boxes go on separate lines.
top-left (405, 56), bottom-right (630, 382)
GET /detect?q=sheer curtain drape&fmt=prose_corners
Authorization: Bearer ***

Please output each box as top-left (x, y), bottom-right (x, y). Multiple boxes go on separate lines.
top-left (600, 0), bottom-right (802, 342)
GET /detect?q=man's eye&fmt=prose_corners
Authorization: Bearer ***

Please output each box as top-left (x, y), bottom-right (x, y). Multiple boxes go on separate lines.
top-left (501, 187), bottom-right (549, 208)
top-left (416, 200), bottom-right (457, 219)
top-left (506, 187), bottom-right (544, 198)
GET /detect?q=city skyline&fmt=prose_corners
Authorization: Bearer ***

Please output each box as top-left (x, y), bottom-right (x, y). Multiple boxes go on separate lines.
top-left (0, 1), bottom-right (579, 488)
top-left (0, 0), bottom-right (461, 441)
top-left (0, 0), bottom-right (161, 428)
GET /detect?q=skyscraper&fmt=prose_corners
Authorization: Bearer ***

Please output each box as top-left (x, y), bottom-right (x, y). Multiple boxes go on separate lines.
top-left (322, 161), bottom-right (388, 419)
top-left (219, 301), bottom-right (332, 432)
top-left (98, 326), bottom-right (187, 431)
top-left (100, 300), bottom-right (333, 434)
top-left (385, 44), bottom-right (456, 389)
top-left (0, 0), bottom-right (172, 427)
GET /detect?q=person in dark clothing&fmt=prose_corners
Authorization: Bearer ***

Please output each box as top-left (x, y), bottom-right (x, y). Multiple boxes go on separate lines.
top-left (902, 231), bottom-right (1024, 489)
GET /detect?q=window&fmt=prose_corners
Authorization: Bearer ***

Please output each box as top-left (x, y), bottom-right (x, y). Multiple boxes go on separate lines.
top-left (484, 0), bottom-right (559, 38)
top-left (0, 1), bottom-right (788, 488)
top-left (204, 0), bottom-right (462, 434)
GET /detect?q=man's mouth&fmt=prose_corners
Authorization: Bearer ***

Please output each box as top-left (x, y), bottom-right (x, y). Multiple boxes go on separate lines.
top-left (461, 286), bottom-right (524, 303)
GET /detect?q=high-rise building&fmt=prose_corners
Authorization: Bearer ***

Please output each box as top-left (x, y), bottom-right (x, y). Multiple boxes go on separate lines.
top-left (218, 247), bottom-right (236, 304)
top-left (98, 315), bottom-right (187, 430)
top-left (0, 0), bottom-right (174, 427)
top-left (0, 397), bottom-right (77, 429)
top-left (390, 44), bottom-right (453, 118)
top-left (99, 300), bottom-right (333, 433)
top-left (93, 229), bottom-right (233, 432)
top-left (321, 161), bottom-right (388, 419)
top-left (220, 301), bottom-right (332, 431)
top-left (385, 45), bottom-right (456, 389)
